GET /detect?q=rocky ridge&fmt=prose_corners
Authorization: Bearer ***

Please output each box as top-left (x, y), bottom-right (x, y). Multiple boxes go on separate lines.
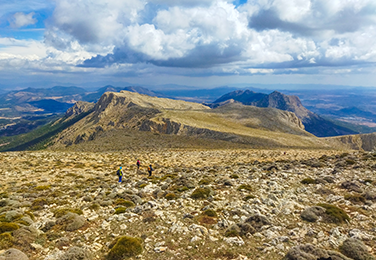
top-left (0, 149), bottom-right (376, 259)
top-left (51, 91), bottom-right (335, 150)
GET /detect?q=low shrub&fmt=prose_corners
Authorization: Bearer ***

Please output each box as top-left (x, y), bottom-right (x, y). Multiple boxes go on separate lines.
top-left (318, 203), bottom-right (350, 224)
top-left (203, 209), bottom-right (217, 217)
top-left (35, 185), bottom-right (51, 191)
top-left (31, 198), bottom-right (49, 210)
top-left (191, 187), bottom-right (211, 199)
top-left (0, 232), bottom-right (14, 249)
top-left (107, 236), bottom-right (143, 260)
top-left (198, 179), bottom-right (211, 185)
top-left (237, 184), bottom-right (253, 191)
top-left (301, 178), bottom-right (316, 184)
top-left (230, 174), bottom-right (239, 179)
top-left (344, 194), bottom-right (365, 204)
top-left (115, 199), bottom-right (135, 208)
top-left (114, 207), bottom-right (127, 214)
top-left (165, 193), bottom-right (177, 200)
top-left (53, 208), bottom-right (83, 218)
top-left (243, 195), bottom-right (256, 201)
top-left (0, 223), bottom-right (19, 234)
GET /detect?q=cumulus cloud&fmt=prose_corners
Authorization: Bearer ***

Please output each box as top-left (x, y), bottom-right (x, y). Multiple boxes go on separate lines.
top-left (4, 0), bottom-right (376, 82)
top-left (9, 12), bottom-right (37, 28)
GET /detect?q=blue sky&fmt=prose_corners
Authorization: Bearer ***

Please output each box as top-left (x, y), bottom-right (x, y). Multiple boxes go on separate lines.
top-left (1, 0), bottom-right (376, 90)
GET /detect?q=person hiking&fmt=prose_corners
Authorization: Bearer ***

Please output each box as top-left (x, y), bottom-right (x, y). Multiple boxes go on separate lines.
top-left (116, 166), bottom-right (123, 183)
top-left (136, 160), bottom-right (140, 169)
top-left (148, 164), bottom-right (154, 177)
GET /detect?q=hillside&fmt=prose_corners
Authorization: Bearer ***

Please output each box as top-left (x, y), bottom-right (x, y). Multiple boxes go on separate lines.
top-left (213, 90), bottom-right (357, 137)
top-left (0, 149), bottom-right (375, 260)
top-left (50, 91), bottom-right (335, 151)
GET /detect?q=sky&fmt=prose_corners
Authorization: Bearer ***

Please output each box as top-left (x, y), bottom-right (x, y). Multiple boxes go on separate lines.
top-left (1, 0), bottom-right (376, 90)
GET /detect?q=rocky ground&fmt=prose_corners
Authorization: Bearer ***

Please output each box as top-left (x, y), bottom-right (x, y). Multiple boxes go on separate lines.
top-left (0, 148), bottom-right (376, 259)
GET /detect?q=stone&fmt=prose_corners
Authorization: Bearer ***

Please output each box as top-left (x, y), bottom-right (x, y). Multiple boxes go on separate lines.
top-left (58, 247), bottom-right (92, 260)
top-left (339, 238), bottom-right (376, 260)
top-left (0, 248), bottom-right (29, 260)
top-left (244, 214), bottom-right (271, 231)
top-left (300, 206), bottom-right (326, 222)
top-left (341, 181), bottom-right (362, 193)
top-left (56, 213), bottom-right (86, 231)
top-left (223, 236), bottom-right (244, 246)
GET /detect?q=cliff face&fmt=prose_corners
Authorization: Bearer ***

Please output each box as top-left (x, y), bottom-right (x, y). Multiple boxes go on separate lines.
top-left (329, 133), bottom-right (376, 151)
top-left (214, 90), bottom-right (357, 137)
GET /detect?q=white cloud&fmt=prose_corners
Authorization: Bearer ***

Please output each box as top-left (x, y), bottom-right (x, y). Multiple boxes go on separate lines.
top-left (2, 0), bottom-right (376, 86)
top-left (9, 12), bottom-right (37, 28)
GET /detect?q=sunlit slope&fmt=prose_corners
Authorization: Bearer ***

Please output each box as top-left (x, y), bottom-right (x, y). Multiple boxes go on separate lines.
top-left (50, 91), bottom-right (338, 150)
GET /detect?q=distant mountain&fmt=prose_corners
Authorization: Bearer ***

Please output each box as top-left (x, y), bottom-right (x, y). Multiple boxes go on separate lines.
top-left (82, 85), bottom-right (162, 102)
top-left (157, 87), bottom-right (239, 102)
top-left (213, 90), bottom-right (267, 104)
top-left (48, 91), bottom-right (335, 151)
top-left (213, 90), bottom-right (357, 137)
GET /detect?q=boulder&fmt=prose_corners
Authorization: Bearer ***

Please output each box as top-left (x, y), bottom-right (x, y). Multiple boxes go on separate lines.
top-left (339, 238), bottom-right (376, 260)
top-left (58, 247), bottom-right (92, 260)
top-left (301, 206), bottom-right (326, 222)
top-left (0, 248), bottom-right (29, 260)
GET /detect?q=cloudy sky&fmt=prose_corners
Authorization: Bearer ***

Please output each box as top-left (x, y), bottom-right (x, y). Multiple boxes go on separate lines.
top-left (1, 0), bottom-right (376, 90)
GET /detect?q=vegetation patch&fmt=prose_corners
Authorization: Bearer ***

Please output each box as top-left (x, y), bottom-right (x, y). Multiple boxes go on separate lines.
top-left (0, 232), bottom-right (14, 249)
top-left (161, 174), bottom-right (177, 181)
top-left (89, 203), bottom-right (100, 211)
top-left (344, 194), bottom-right (365, 204)
top-left (191, 187), bottom-right (211, 199)
top-left (31, 198), bottom-right (49, 210)
top-left (0, 223), bottom-right (19, 234)
top-left (318, 203), bottom-right (350, 224)
top-left (115, 199), bottom-right (135, 208)
top-left (175, 186), bottom-right (189, 192)
top-left (243, 195), bottom-right (256, 201)
top-left (107, 236), bottom-right (143, 260)
top-left (301, 178), bottom-right (316, 184)
top-left (203, 209), bottom-right (217, 217)
top-left (114, 207), bottom-right (127, 214)
top-left (138, 183), bottom-right (148, 189)
top-left (237, 184), bottom-right (253, 191)
top-left (53, 208), bottom-right (83, 218)
top-left (165, 193), bottom-right (177, 200)
top-left (35, 185), bottom-right (51, 191)
top-left (198, 178), bottom-right (211, 185)
top-left (197, 215), bottom-right (217, 225)
top-left (230, 174), bottom-right (239, 179)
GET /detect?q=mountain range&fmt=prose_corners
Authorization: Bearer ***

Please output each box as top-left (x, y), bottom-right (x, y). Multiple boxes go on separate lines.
top-left (0, 85), bottom-right (376, 152)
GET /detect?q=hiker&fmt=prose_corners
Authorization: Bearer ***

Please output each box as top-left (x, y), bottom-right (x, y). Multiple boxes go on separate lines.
top-left (116, 166), bottom-right (123, 183)
top-left (148, 164), bottom-right (154, 177)
top-left (137, 160), bottom-right (140, 169)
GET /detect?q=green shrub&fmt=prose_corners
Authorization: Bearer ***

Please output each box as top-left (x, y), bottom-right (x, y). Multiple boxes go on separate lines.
top-left (175, 186), bottom-right (189, 192)
top-left (345, 159), bottom-right (356, 165)
top-left (224, 228), bottom-right (239, 237)
top-left (191, 187), bottom-right (211, 199)
top-left (0, 232), bottom-right (14, 249)
top-left (138, 183), bottom-right (148, 189)
top-left (230, 174), bottom-right (239, 179)
top-left (237, 184), bottom-right (253, 191)
top-left (198, 179), bottom-right (211, 185)
top-left (0, 193), bottom-right (8, 199)
top-left (318, 203), bottom-right (350, 224)
top-left (165, 193), bottom-right (177, 200)
top-left (301, 178), bottom-right (316, 184)
top-left (344, 194), bottom-right (365, 204)
top-left (243, 195), bottom-right (256, 201)
top-left (89, 203), bottom-right (100, 211)
top-left (53, 208), bottom-right (83, 218)
top-left (203, 209), bottom-right (217, 217)
top-left (35, 185), bottom-right (51, 191)
top-left (115, 199), bottom-right (135, 208)
top-left (107, 236), bottom-right (143, 260)
top-left (0, 223), bottom-right (19, 234)
top-left (31, 198), bottom-right (49, 210)
top-left (161, 174), bottom-right (177, 181)
top-left (114, 207), bottom-right (127, 214)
